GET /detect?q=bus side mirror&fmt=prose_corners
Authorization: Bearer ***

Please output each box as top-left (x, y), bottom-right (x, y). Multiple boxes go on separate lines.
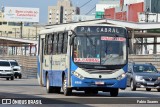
top-left (69, 30), bottom-right (76, 45)
top-left (69, 36), bottom-right (74, 45)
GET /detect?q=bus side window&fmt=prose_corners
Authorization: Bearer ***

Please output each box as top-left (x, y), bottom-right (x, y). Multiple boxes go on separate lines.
top-left (58, 33), bottom-right (63, 54)
top-left (51, 34), bottom-right (54, 54)
top-left (48, 34), bottom-right (52, 55)
top-left (44, 34), bottom-right (48, 55)
top-left (63, 32), bottom-right (68, 54)
top-left (53, 34), bottom-right (58, 54)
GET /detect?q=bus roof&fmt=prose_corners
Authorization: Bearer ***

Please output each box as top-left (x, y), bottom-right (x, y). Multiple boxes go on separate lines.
top-left (39, 19), bottom-right (125, 35)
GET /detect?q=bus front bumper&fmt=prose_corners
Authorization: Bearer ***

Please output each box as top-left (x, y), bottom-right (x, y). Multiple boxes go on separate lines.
top-left (71, 76), bottom-right (127, 89)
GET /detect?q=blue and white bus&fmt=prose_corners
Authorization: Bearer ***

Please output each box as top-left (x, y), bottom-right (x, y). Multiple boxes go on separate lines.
top-left (37, 20), bottom-right (128, 96)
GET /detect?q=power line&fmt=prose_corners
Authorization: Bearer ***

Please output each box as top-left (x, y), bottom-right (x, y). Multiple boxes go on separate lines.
top-left (79, 0), bottom-right (93, 8)
top-left (85, 5), bottom-right (96, 15)
top-left (67, 0), bottom-right (93, 16)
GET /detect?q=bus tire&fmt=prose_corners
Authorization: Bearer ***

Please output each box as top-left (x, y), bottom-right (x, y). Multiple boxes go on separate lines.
top-left (62, 76), bottom-right (72, 96)
top-left (157, 89), bottom-right (160, 92)
top-left (46, 74), bottom-right (54, 93)
top-left (6, 78), bottom-right (9, 80)
top-left (110, 88), bottom-right (119, 97)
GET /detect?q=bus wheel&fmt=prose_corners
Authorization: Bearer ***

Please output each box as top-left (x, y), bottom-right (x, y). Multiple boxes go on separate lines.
top-left (157, 89), bottom-right (160, 92)
top-left (110, 88), bottom-right (119, 97)
top-left (46, 74), bottom-right (54, 93)
top-left (62, 77), bottom-right (72, 96)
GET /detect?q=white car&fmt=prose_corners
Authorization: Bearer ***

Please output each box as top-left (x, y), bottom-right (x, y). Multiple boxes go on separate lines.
top-left (8, 60), bottom-right (22, 79)
top-left (0, 60), bottom-right (14, 80)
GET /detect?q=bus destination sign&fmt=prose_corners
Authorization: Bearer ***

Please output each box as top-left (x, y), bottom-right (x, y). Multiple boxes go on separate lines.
top-left (75, 26), bottom-right (125, 35)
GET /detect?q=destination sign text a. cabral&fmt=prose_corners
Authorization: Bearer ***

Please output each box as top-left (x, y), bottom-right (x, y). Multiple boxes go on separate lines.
top-left (75, 26), bottom-right (126, 35)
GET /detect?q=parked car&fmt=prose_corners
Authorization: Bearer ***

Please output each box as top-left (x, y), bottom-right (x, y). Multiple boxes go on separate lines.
top-left (127, 62), bottom-right (160, 92)
top-left (0, 60), bottom-right (14, 80)
top-left (8, 60), bottom-right (22, 79)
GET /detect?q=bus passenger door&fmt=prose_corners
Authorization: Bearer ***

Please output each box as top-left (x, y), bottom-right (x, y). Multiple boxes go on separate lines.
top-left (39, 38), bottom-right (45, 86)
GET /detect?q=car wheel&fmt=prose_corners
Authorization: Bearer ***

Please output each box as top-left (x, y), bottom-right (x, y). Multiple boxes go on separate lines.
top-left (15, 76), bottom-right (17, 78)
top-left (6, 78), bottom-right (9, 80)
top-left (157, 89), bottom-right (160, 92)
top-left (11, 76), bottom-right (14, 80)
top-left (62, 76), bottom-right (72, 96)
top-left (146, 88), bottom-right (151, 91)
top-left (130, 80), bottom-right (136, 91)
top-left (110, 88), bottom-right (119, 97)
top-left (19, 75), bottom-right (22, 79)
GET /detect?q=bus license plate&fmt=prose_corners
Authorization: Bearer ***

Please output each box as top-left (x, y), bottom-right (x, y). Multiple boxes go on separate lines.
top-left (147, 83), bottom-right (154, 85)
top-left (95, 81), bottom-right (104, 85)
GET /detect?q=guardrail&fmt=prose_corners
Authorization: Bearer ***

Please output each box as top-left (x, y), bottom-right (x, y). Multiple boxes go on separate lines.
top-left (129, 54), bottom-right (160, 71)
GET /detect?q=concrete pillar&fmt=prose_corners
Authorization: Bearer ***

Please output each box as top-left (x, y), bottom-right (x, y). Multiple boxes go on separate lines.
top-left (35, 44), bottom-right (37, 56)
top-left (141, 38), bottom-right (143, 54)
top-left (30, 44), bottom-right (32, 56)
top-left (153, 37), bottom-right (157, 54)
top-left (16, 47), bottom-right (17, 55)
top-left (24, 45), bottom-right (27, 56)
top-left (7, 43), bottom-right (9, 56)
top-left (144, 38), bottom-right (148, 54)
top-left (21, 45), bottom-right (23, 55)
top-left (131, 30), bottom-right (135, 54)
top-left (3, 44), bottom-right (4, 56)
top-left (12, 47), bottom-right (14, 55)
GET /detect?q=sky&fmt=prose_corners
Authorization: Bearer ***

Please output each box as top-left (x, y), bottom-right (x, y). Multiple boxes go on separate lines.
top-left (0, 0), bottom-right (99, 24)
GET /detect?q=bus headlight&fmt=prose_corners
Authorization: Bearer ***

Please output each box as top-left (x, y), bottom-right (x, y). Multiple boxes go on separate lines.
top-left (117, 73), bottom-right (126, 80)
top-left (72, 71), bottom-right (84, 80)
top-left (158, 77), bottom-right (160, 81)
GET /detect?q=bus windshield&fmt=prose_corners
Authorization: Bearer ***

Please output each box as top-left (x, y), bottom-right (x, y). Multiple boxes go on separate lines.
top-left (73, 35), bottom-right (127, 66)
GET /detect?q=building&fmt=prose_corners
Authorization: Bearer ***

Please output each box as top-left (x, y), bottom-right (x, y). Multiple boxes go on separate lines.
top-left (72, 15), bottom-right (95, 22)
top-left (48, 0), bottom-right (80, 24)
top-left (96, 0), bottom-right (120, 19)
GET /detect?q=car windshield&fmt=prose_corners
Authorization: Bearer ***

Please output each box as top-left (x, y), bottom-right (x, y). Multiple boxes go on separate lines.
top-left (133, 65), bottom-right (158, 73)
top-left (10, 62), bottom-right (19, 66)
top-left (0, 61), bottom-right (10, 66)
top-left (73, 35), bottom-right (127, 66)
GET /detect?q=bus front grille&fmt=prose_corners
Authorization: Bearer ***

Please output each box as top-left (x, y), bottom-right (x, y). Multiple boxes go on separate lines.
top-left (82, 69), bottom-right (117, 74)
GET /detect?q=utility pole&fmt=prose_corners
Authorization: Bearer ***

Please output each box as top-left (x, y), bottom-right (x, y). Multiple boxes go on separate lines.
top-left (13, 28), bottom-right (19, 38)
top-left (144, 7), bottom-right (150, 54)
top-left (20, 22), bottom-right (23, 38)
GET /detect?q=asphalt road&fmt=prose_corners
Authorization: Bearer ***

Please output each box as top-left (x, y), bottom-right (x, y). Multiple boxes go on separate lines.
top-left (0, 78), bottom-right (160, 107)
